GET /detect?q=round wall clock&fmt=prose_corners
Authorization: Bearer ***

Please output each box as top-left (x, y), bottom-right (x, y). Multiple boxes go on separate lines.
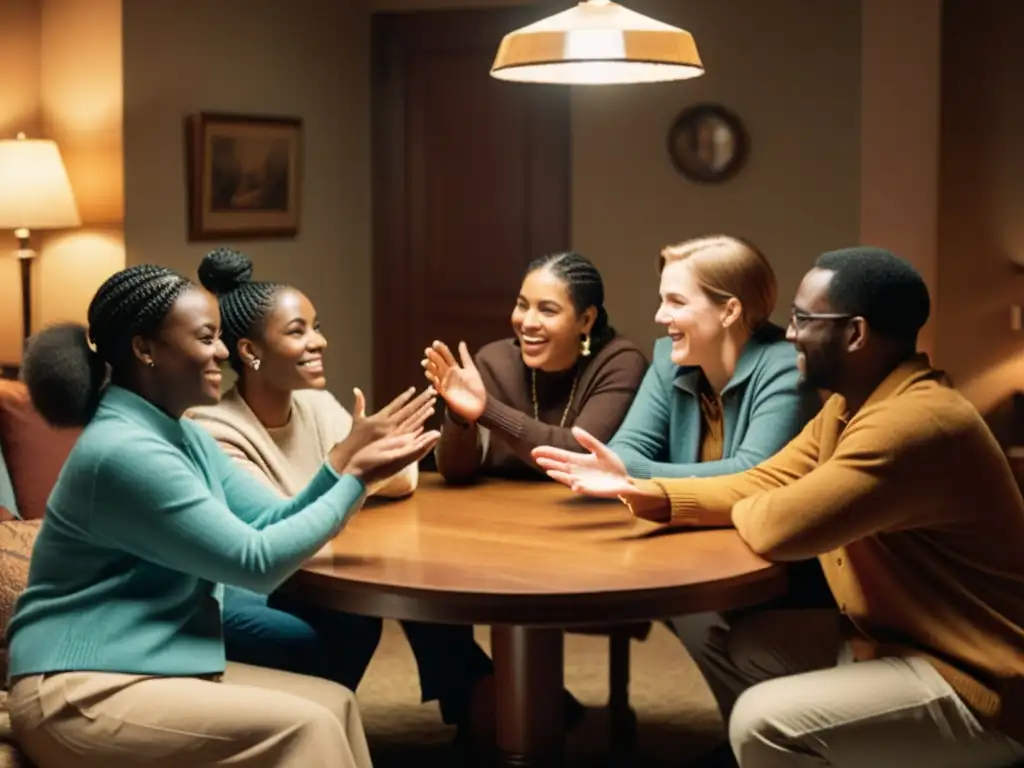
top-left (667, 103), bottom-right (748, 183)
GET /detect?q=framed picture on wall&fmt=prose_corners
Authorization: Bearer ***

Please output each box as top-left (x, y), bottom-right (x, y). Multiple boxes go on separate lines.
top-left (185, 112), bottom-right (302, 240)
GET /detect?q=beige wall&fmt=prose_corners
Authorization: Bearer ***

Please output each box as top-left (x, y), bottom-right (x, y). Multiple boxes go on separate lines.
top-left (859, 0), bottom-right (940, 356)
top-left (938, 0), bottom-right (1024, 431)
top-left (122, 0), bottom-right (372, 401)
top-left (36, 0), bottom-right (125, 333)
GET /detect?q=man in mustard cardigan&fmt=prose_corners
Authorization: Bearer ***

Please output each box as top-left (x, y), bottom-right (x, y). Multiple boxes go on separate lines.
top-left (534, 247), bottom-right (1024, 768)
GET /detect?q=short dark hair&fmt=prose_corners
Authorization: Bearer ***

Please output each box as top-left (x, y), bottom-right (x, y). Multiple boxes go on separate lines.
top-left (197, 248), bottom-right (282, 372)
top-left (815, 247), bottom-right (930, 343)
top-left (524, 251), bottom-right (615, 353)
top-left (22, 265), bottom-right (193, 427)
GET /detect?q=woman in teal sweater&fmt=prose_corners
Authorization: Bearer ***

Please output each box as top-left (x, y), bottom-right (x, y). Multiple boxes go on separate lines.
top-left (6, 265), bottom-right (437, 768)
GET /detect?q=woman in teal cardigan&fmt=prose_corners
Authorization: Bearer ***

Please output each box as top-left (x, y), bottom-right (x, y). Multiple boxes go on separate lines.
top-left (6, 265), bottom-right (437, 768)
top-left (607, 235), bottom-right (819, 479)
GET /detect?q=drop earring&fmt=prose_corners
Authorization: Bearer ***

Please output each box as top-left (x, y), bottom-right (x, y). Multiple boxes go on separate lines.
top-left (251, 357), bottom-right (261, 371)
top-left (580, 334), bottom-right (592, 358)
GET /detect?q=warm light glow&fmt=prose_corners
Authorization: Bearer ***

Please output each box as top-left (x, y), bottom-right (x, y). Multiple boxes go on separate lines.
top-left (36, 229), bottom-right (125, 330)
top-left (0, 133), bottom-right (81, 230)
top-left (491, 0), bottom-right (704, 85)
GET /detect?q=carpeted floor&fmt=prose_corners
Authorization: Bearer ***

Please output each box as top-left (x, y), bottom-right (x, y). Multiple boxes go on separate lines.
top-left (358, 620), bottom-right (722, 766)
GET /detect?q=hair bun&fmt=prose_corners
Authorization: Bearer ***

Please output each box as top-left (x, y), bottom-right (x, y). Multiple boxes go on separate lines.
top-left (198, 248), bottom-right (253, 295)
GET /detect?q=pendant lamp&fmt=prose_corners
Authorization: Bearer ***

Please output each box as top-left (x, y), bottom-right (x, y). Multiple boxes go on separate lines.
top-left (491, 0), bottom-right (704, 85)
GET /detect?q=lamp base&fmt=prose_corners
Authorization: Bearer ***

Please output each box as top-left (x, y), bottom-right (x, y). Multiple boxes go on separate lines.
top-left (20, 253), bottom-right (31, 347)
top-left (11, 229), bottom-right (33, 348)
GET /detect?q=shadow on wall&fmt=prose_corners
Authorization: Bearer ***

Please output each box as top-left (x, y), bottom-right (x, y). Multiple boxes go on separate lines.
top-left (987, 391), bottom-right (1024, 449)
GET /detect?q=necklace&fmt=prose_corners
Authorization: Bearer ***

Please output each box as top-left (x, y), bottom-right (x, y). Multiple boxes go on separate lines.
top-left (531, 368), bottom-right (579, 427)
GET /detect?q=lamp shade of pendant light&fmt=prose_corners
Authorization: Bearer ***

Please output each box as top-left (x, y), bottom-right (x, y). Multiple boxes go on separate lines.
top-left (490, 0), bottom-right (704, 85)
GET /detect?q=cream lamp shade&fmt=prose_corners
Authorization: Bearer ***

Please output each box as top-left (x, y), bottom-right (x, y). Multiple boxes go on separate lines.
top-left (0, 133), bottom-right (81, 233)
top-left (490, 0), bottom-right (704, 85)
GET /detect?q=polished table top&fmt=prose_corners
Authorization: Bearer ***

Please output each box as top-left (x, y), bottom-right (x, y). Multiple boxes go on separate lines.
top-left (288, 473), bottom-right (787, 626)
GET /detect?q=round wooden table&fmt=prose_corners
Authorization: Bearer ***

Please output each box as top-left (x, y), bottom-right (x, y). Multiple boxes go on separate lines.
top-left (286, 474), bottom-right (787, 766)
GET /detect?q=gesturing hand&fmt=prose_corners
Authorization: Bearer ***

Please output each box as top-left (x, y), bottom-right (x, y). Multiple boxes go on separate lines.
top-left (328, 385), bottom-right (436, 476)
top-left (344, 429), bottom-right (441, 488)
top-left (532, 427), bottom-right (635, 498)
top-left (421, 341), bottom-right (487, 424)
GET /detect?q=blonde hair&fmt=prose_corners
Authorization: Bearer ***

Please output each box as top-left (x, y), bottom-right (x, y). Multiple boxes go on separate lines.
top-left (659, 235), bottom-right (777, 334)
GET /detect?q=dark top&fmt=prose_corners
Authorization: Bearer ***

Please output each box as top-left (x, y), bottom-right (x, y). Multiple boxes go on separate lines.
top-left (435, 335), bottom-right (648, 482)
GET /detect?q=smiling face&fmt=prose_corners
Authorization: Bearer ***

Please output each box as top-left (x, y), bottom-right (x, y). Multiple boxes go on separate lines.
top-left (241, 288), bottom-right (327, 392)
top-left (138, 286), bottom-right (228, 413)
top-left (510, 266), bottom-right (595, 372)
top-left (654, 259), bottom-right (736, 367)
top-left (785, 267), bottom-right (848, 391)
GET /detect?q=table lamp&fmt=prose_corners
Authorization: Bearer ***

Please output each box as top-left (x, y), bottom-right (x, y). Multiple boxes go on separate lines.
top-left (0, 132), bottom-right (81, 357)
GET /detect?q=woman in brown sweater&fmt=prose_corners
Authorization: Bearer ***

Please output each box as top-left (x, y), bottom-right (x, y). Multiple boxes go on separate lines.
top-left (424, 251), bottom-right (647, 482)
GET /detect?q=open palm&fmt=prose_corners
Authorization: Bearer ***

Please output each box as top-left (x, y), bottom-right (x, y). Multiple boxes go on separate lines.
top-left (532, 427), bottom-right (634, 498)
top-left (327, 385), bottom-right (436, 476)
top-left (422, 340), bottom-right (487, 423)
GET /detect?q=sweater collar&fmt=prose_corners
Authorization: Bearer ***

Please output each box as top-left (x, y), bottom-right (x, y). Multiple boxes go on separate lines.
top-left (100, 385), bottom-right (187, 445)
top-left (673, 323), bottom-right (786, 397)
top-left (846, 353), bottom-right (947, 416)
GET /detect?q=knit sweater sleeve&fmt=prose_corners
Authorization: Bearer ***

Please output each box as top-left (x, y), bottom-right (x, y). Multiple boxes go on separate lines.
top-left (433, 345), bottom-right (501, 483)
top-left (630, 405), bottom-right (825, 526)
top-left (87, 433), bottom-right (366, 594)
top-left (607, 348), bottom-right (674, 476)
top-left (477, 345), bottom-right (648, 467)
top-left (635, 398), bottom-right (956, 560)
top-left (434, 410), bottom-right (485, 483)
top-left (727, 401), bottom-right (954, 561)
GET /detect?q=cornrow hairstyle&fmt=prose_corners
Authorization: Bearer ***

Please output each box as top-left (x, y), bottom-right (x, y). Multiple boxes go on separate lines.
top-left (22, 265), bottom-right (193, 428)
top-left (524, 251), bottom-right (615, 354)
top-left (197, 248), bottom-right (283, 372)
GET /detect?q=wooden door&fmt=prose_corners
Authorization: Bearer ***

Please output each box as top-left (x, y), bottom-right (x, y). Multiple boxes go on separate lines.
top-left (371, 7), bottom-right (571, 414)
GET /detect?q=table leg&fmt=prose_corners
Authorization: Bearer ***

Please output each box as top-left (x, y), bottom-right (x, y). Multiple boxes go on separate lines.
top-left (491, 625), bottom-right (565, 767)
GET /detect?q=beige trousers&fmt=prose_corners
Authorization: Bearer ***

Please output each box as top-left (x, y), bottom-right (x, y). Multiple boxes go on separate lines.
top-left (678, 609), bottom-right (1024, 768)
top-left (8, 662), bottom-right (372, 768)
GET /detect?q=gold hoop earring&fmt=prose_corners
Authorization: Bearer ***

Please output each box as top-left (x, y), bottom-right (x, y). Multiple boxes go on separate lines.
top-left (580, 334), bottom-right (592, 358)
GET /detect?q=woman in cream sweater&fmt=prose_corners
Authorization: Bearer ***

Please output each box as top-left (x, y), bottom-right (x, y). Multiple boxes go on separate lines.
top-left (188, 249), bottom-right (494, 741)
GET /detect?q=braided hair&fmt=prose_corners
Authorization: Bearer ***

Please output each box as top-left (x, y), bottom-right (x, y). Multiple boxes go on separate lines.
top-left (22, 265), bottom-right (193, 428)
top-left (197, 248), bottom-right (282, 372)
top-left (524, 251), bottom-right (615, 353)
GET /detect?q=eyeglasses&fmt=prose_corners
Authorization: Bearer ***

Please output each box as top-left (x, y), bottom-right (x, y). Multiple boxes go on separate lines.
top-left (789, 308), bottom-right (854, 330)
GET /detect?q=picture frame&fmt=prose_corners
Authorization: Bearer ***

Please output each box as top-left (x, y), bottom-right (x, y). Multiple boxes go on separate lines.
top-left (185, 112), bottom-right (302, 240)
